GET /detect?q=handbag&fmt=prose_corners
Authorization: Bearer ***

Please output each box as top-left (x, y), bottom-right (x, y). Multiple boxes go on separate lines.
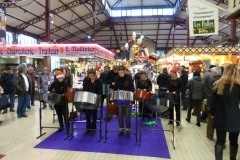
top-left (185, 80), bottom-right (194, 98)
top-left (0, 95), bottom-right (10, 110)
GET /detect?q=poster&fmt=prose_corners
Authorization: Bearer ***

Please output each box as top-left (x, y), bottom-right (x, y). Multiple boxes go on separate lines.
top-left (0, 7), bottom-right (6, 47)
top-left (188, 0), bottom-right (218, 37)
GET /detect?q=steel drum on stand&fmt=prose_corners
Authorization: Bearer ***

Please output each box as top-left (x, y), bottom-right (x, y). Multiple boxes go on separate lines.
top-left (102, 84), bottom-right (109, 96)
top-left (135, 89), bottom-right (152, 102)
top-left (73, 91), bottom-right (100, 109)
top-left (110, 90), bottom-right (134, 105)
top-left (41, 93), bottom-right (64, 105)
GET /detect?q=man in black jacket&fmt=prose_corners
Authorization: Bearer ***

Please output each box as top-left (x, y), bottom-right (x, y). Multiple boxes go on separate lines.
top-left (157, 68), bottom-right (170, 89)
top-left (180, 65), bottom-right (189, 110)
top-left (0, 66), bottom-right (15, 114)
top-left (114, 65), bottom-right (135, 137)
top-left (107, 65), bottom-right (118, 91)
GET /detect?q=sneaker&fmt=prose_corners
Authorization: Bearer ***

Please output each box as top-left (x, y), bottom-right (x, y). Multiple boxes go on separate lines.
top-left (22, 115), bottom-right (28, 117)
top-left (176, 122), bottom-right (180, 126)
top-left (42, 105), bottom-right (47, 109)
top-left (2, 111), bottom-right (7, 114)
top-left (185, 118), bottom-right (190, 122)
top-left (168, 121), bottom-right (173, 124)
top-left (56, 128), bottom-right (64, 132)
top-left (31, 104), bottom-right (35, 106)
top-left (18, 116), bottom-right (22, 118)
top-left (84, 130), bottom-right (91, 135)
top-left (10, 109), bottom-right (15, 112)
top-left (196, 122), bottom-right (201, 127)
top-left (49, 105), bottom-right (53, 110)
top-left (118, 129), bottom-right (124, 136)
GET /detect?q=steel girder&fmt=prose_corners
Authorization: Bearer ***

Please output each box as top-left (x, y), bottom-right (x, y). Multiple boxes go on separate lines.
top-left (110, 0), bottom-right (123, 9)
top-left (56, 20), bottom-right (110, 43)
top-left (112, 16), bottom-right (174, 24)
top-left (164, 0), bottom-right (175, 6)
top-left (174, 0), bottom-right (187, 16)
top-left (15, 0), bottom-right (92, 31)
top-left (39, 9), bottom-right (104, 37)
top-left (96, 0), bottom-right (111, 18)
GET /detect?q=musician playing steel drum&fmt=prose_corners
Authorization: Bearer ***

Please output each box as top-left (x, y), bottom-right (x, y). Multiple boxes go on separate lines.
top-left (48, 70), bottom-right (69, 133)
top-left (82, 69), bottom-right (102, 135)
top-left (136, 70), bottom-right (152, 121)
top-left (114, 65), bottom-right (135, 137)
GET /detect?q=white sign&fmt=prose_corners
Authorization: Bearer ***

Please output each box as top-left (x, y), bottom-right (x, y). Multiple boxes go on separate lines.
top-left (188, 0), bottom-right (219, 36)
top-left (227, 0), bottom-right (240, 18)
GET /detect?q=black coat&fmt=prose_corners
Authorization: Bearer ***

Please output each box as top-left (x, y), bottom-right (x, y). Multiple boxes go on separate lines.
top-left (210, 84), bottom-right (240, 132)
top-left (48, 80), bottom-right (68, 94)
top-left (82, 78), bottom-right (102, 95)
top-left (157, 72), bottom-right (170, 88)
top-left (100, 72), bottom-right (108, 84)
top-left (114, 74), bottom-right (135, 92)
top-left (14, 73), bottom-right (32, 96)
top-left (107, 70), bottom-right (118, 89)
top-left (0, 72), bottom-right (14, 94)
top-left (180, 70), bottom-right (188, 86)
top-left (136, 79), bottom-right (152, 92)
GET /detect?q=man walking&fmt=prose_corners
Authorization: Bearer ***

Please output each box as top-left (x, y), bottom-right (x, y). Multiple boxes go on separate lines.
top-left (27, 66), bottom-right (36, 109)
top-left (180, 65), bottom-right (189, 110)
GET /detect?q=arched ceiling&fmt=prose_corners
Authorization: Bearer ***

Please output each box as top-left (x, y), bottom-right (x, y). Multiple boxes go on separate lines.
top-left (2, 0), bottom-right (235, 52)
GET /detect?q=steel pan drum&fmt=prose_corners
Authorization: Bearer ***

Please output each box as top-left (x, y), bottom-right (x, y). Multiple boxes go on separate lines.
top-left (73, 91), bottom-right (100, 109)
top-left (102, 84), bottom-right (109, 95)
top-left (66, 88), bottom-right (75, 101)
top-left (41, 93), bottom-right (64, 105)
top-left (146, 94), bottom-right (173, 114)
top-left (135, 89), bottom-right (152, 101)
top-left (110, 90), bottom-right (134, 105)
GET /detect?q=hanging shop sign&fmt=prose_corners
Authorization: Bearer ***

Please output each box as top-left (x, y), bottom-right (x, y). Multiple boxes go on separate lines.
top-left (226, 0), bottom-right (240, 19)
top-left (0, 7), bottom-right (6, 47)
top-left (188, 0), bottom-right (219, 36)
top-left (0, 44), bottom-right (114, 60)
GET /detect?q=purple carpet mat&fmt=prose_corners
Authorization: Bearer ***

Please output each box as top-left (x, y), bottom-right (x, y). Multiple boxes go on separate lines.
top-left (34, 107), bottom-right (171, 159)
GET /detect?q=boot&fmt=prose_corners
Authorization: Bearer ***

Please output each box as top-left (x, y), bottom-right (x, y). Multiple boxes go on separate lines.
top-left (215, 145), bottom-right (223, 160)
top-left (230, 145), bottom-right (238, 160)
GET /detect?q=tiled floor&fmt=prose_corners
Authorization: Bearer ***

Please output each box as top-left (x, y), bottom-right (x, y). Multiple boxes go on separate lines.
top-left (0, 101), bottom-right (238, 160)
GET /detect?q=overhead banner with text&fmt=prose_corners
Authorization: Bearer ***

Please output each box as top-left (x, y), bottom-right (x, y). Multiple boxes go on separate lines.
top-left (188, 0), bottom-right (218, 37)
top-left (0, 44), bottom-right (114, 60)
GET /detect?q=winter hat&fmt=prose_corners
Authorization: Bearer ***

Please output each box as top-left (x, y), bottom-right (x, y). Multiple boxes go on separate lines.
top-left (56, 70), bottom-right (64, 79)
top-left (170, 69), bottom-right (177, 75)
top-left (6, 66), bottom-right (12, 70)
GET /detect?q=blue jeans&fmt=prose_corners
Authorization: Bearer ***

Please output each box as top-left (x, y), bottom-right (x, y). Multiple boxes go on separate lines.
top-left (17, 92), bottom-right (29, 116)
top-left (4, 93), bottom-right (15, 112)
top-left (27, 87), bottom-right (35, 109)
top-left (118, 105), bottom-right (132, 129)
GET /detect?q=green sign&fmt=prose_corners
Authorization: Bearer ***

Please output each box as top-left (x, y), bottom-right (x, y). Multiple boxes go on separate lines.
top-left (193, 19), bottom-right (215, 34)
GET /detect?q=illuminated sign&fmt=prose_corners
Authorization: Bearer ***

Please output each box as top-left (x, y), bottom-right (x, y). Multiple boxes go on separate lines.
top-left (0, 44), bottom-right (114, 60)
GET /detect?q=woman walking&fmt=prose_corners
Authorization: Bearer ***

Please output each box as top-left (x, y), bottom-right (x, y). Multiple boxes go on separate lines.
top-left (210, 64), bottom-right (240, 160)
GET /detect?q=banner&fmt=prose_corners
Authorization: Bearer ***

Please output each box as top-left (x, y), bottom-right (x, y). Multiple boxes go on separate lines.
top-left (0, 44), bottom-right (114, 60)
top-left (0, 7), bottom-right (6, 47)
top-left (188, 0), bottom-right (218, 37)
